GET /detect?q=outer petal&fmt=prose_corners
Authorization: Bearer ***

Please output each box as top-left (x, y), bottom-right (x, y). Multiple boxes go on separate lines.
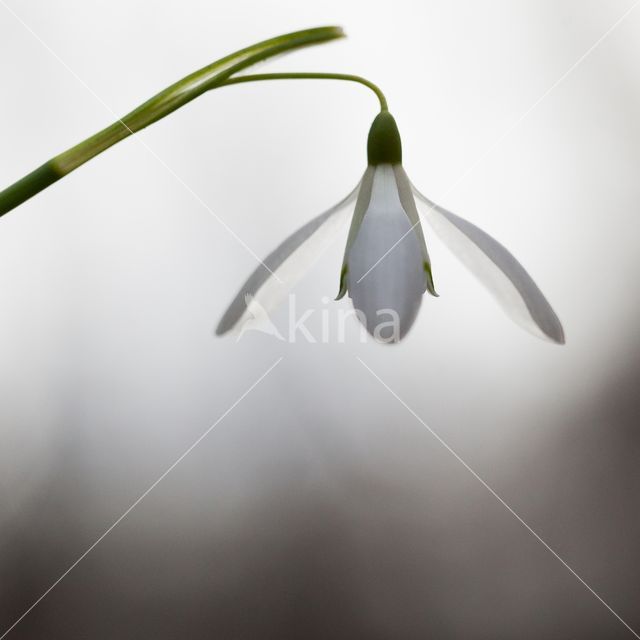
top-left (412, 185), bottom-right (564, 344)
top-left (336, 166), bottom-right (375, 299)
top-left (216, 181), bottom-right (360, 335)
top-left (394, 165), bottom-right (437, 296)
top-left (346, 165), bottom-right (426, 342)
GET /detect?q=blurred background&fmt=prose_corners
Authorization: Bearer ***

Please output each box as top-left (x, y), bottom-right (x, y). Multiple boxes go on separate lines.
top-left (1, 0), bottom-right (639, 637)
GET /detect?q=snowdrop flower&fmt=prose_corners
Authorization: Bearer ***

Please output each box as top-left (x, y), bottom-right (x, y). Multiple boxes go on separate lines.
top-left (217, 111), bottom-right (564, 344)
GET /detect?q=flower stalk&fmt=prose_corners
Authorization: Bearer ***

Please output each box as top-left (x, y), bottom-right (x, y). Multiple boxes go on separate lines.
top-left (218, 72), bottom-right (388, 111)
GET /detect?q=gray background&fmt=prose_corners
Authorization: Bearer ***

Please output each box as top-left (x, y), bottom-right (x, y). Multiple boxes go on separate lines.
top-left (1, 0), bottom-right (639, 638)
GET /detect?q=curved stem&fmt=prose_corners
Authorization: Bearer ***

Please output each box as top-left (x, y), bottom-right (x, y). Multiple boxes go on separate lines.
top-left (0, 26), bottom-right (344, 218)
top-left (218, 72), bottom-right (388, 111)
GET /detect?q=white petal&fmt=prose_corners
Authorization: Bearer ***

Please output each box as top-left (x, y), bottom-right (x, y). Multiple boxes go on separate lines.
top-left (393, 165), bottom-right (437, 296)
top-left (412, 185), bottom-right (565, 344)
top-left (337, 166), bottom-right (375, 298)
top-left (216, 182), bottom-right (360, 335)
top-left (342, 166), bottom-right (376, 260)
top-left (346, 165), bottom-right (426, 342)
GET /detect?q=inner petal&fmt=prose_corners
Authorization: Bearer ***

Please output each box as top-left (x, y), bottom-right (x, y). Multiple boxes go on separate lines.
top-left (346, 165), bottom-right (425, 342)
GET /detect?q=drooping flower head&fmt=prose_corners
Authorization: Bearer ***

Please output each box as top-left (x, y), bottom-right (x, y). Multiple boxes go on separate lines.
top-left (217, 110), bottom-right (564, 345)
top-left (336, 111), bottom-right (437, 341)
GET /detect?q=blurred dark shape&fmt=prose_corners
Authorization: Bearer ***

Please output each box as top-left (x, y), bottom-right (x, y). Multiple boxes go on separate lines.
top-left (1, 350), bottom-right (639, 640)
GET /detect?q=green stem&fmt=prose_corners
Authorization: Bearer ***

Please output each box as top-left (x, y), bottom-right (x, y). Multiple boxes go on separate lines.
top-left (0, 26), bottom-right (344, 218)
top-left (218, 72), bottom-right (388, 111)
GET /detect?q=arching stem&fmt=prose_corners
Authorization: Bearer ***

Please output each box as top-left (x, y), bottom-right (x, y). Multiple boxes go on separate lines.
top-left (218, 72), bottom-right (388, 111)
top-left (0, 26), bottom-right (344, 218)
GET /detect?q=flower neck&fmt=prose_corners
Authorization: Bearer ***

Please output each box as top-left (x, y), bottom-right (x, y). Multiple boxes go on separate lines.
top-left (367, 111), bottom-right (402, 165)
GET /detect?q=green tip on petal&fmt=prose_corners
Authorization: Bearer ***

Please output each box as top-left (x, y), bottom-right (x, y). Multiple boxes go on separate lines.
top-left (336, 264), bottom-right (348, 300)
top-left (424, 262), bottom-right (438, 297)
top-left (367, 111), bottom-right (402, 165)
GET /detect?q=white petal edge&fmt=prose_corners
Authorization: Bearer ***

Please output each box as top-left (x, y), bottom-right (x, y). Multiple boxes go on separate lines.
top-left (412, 185), bottom-right (565, 344)
top-left (216, 181), bottom-right (360, 335)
